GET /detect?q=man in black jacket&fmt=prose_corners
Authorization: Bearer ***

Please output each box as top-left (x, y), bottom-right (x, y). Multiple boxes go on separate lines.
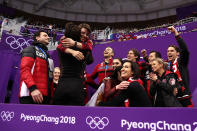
top-left (167, 26), bottom-right (193, 107)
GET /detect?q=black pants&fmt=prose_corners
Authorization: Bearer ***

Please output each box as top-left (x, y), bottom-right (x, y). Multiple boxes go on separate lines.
top-left (19, 96), bottom-right (50, 104)
top-left (53, 78), bottom-right (85, 106)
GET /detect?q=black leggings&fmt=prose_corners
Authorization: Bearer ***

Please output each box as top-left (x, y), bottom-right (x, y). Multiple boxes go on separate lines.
top-left (53, 78), bottom-right (85, 106)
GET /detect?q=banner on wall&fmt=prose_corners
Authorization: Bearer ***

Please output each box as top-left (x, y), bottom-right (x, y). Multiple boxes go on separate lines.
top-left (0, 32), bottom-right (59, 53)
top-left (0, 104), bottom-right (197, 131)
top-left (20, 27), bottom-right (64, 41)
top-left (0, 31), bottom-right (33, 54)
top-left (112, 22), bottom-right (197, 40)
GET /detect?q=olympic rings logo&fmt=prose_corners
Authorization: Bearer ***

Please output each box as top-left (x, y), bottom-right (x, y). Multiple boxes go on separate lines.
top-left (116, 34), bottom-right (120, 39)
top-left (5, 36), bottom-right (33, 53)
top-left (86, 116), bottom-right (109, 130)
top-left (1, 111), bottom-right (14, 121)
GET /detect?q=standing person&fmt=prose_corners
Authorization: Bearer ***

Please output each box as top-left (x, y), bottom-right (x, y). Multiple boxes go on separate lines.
top-left (112, 58), bottom-right (123, 69)
top-left (53, 23), bottom-right (93, 106)
top-left (150, 58), bottom-right (182, 107)
top-left (89, 47), bottom-right (114, 85)
top-left (58, 23), bottom-right (94, 104)
top-left (50, 67), bottom-right (61, 103)
top-left (103, 66), bottom-right (127, 103)
top-left (141, 49), bottom-right (162, 101)
top-left (103, 58), bottom-right (124, 102)
top-left (127, 48), bottom-right (147, 87)
top-left (52, 30), bottom-right (57, 46)
top-left (98, 61), bottom-right (152, 107)
top-left (127, 49), bottom-right (140, 63)
top-left (19, 31), bottom-right (53, 104)
top-left (60, 23), bottom-right (93, 55)
top-left (167, 26), bottom-right (193, 107)
top-left (127, 48), bottom-right (146, 76)
top-left (87, 58), bottom-right (124, 106)
top-left (52, 67), bottom-right (61, 88)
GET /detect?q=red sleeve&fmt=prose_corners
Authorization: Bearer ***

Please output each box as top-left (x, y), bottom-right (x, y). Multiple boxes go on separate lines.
top-left (90, 64), bottom-right (99, 79)
top-left (49, 81), bottom-right (56, 98)
top-left (103, 79), bottom-right (116, 101)
top-left (82, 40), bottom-right (93, 50)
top-left (57, 41), bottom-right (92, 51)
top-left (146, 80), bottom-right (153, 100)
top-left (20, 57), bottom-right (36, 88)
top-left (85, 74), bottom-right (98, 89)
top-left (57, 43), bottom-right (67, 52)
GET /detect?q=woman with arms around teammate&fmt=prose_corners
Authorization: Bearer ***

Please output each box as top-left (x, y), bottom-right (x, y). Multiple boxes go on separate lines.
top-left (98, 60), bottom-right (152, 107)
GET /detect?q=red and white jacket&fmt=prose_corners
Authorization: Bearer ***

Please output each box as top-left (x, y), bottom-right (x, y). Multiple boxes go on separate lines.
top-left (90, 58), bottom-right (114, 85)
top-left (19, 43), bottom-right (52, 97)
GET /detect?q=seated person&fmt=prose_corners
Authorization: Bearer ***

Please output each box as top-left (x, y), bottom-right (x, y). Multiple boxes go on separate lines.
top-left (103, 58), bottom-right (125, 102)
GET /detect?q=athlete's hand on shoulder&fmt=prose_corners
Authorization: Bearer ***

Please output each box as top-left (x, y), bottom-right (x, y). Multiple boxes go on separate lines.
top-left (116, 81), bottom-right (130, 90)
